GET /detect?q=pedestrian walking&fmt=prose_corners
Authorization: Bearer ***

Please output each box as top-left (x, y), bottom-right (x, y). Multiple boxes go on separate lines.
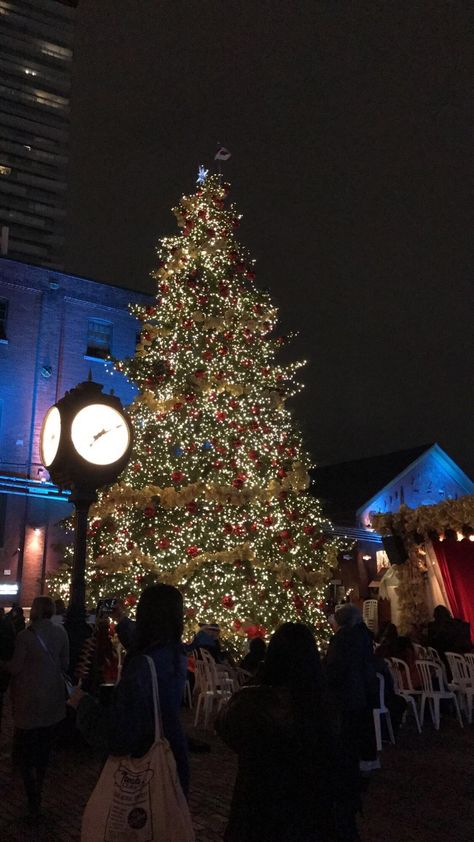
top-left (0, 596), bottom-right (69, 820)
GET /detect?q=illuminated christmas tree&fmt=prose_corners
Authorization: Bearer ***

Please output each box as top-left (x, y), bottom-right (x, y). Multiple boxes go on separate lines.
top-left (51, 171), bottom-right (339, 648)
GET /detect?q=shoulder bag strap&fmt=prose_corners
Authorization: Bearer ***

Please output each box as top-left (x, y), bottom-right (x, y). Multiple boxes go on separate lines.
top-left (145, 654), bottom-right (164, 742)
top-left (30, 627), bottom-right (55, 663)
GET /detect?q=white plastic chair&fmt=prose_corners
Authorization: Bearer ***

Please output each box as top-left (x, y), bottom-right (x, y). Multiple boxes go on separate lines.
top-left (445, 652), bottom-right (474, 724)
top-left (387, 659), bottom-right (422, 733)
top-left (464, 653), bottom-right (474, 680)
top-left (363, 599), bottom-right (379, 634)
top-left (426, 646), bottom-right (449, 684)
top-left (200, 648), bottom-right (236, 693)
top-left (416, 659), bottom-right (463, 730)
top-left (412, 642), bottom-right (428, 660)
top-left (373, 672), bottom-right (395, 751)
top-left (193, 649), bottom-right (234, 729)
top-left (184, 678), bottom-right (193, 708)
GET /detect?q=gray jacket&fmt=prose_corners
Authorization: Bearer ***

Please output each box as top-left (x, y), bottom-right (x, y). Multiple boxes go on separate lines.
top-left (8, 618), bottom-right (69, 729)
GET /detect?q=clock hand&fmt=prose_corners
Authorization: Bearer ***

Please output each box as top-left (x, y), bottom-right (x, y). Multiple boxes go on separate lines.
top-left (90, 424), bottom-right (124, 446)
top-left (90, 428), bottom-right (108, 445)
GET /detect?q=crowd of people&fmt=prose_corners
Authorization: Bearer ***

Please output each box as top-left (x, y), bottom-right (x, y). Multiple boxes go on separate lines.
top-left (0, 591), bottom-right (472, 840)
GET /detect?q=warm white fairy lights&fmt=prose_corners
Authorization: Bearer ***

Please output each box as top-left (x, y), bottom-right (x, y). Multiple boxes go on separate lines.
top-left (49, 174), bottom-right (341, 650)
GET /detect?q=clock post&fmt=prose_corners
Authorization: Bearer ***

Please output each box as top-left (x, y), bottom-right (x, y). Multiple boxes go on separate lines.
top-left (40, 376), bottom-right (133, 671)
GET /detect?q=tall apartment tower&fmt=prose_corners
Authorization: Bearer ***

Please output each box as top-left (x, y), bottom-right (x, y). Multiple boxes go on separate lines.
top-left (0, 1), bottom-right (78, 270)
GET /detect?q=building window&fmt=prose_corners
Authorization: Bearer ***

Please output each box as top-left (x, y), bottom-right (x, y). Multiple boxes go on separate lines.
top-left (86, 319), bottom-right (112, 360)
top-left (0, 298), bottom-right (8, 341)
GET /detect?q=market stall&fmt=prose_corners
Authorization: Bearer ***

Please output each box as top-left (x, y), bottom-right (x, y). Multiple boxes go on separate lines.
top-left (371, 495), bottom-right (474, 635)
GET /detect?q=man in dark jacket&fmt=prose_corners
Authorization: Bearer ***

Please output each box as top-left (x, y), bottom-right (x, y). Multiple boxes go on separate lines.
top-left (325, 604), bottom-right (379, 773)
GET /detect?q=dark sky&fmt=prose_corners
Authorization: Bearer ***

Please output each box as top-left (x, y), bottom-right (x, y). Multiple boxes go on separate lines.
top-left (65, 1), bottom-right (473, 477)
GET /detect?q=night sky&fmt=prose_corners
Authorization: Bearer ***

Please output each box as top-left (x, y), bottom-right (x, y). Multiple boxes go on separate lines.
top-left (65, 1), bottom-right (473, 477)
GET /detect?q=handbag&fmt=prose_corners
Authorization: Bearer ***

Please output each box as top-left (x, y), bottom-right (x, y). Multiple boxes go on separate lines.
top-left (30, 627), bottom-right (74, 698)
top-left (81, 655), bottom-right (195, 842)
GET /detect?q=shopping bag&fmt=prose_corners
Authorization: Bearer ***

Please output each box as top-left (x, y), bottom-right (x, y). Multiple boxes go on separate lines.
top-left (81, 656), bottom-right (195, 842)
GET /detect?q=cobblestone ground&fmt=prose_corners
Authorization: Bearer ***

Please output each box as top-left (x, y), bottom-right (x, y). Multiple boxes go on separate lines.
top-left (0, 699), bottom-right (473, 842)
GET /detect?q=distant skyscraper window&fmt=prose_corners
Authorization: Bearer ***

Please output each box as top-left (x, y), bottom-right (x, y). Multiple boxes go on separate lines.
top-left (0, 1), bottom-right (78, 269)
top-left (86, 318), bottom-right (113, 359)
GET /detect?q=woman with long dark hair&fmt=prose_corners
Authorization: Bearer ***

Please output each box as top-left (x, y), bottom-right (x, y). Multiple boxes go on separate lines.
top-left (217, 622), bottom-right (359, 842)
top-left (70, 584), bottom-right (189, 796)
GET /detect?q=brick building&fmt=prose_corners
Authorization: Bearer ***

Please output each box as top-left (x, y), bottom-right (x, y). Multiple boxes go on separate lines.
top-left (0, 256), bottom-right (150, 605)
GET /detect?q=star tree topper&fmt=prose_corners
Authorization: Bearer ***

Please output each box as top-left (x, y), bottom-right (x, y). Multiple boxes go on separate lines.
top-left (196, 165), bottom-right (209, 185)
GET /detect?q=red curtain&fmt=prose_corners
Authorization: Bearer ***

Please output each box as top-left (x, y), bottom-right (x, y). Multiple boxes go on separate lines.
top-left (432, 538), bottom-right (474, 633)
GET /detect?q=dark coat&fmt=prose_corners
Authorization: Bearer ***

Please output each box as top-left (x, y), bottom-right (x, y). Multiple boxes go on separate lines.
top-left (216, 684), bottom-right (356, 842)
top-left (0, 618), bottom-right (15, 692)
top-left (427, 618), bottom-right (471, 655)
top-left (325, 622), bottom-right (378, 712)
top-left (77, 642), bottom-right (189, 796)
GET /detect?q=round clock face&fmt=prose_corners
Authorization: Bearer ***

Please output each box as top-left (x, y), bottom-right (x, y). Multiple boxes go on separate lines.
top-left (40, 406), bottom-right (61, 467)
top-left (71, 404), bottom-right (130, 466)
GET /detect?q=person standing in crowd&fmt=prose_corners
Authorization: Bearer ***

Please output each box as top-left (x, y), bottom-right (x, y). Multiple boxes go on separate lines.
top-left (51, 598), bottom-right (67, 625)
top-left (0, 607), bottom-right (15, 734)
top-left (217, 622), bottom-right (360, 842)
top-left (109, 594), bottom-right (210, 755)
top-left (427, 604), bottom-right (471, 655)
top-left (5, 604), bottom-right (26, 635)
top-left (68, 584), bottom-right (190, 798)
top-left (427, 604), bottom-right (472, 680)
top-left (374, 623), bottom-right (399, 659)
top-left (239, 636), bottom-right (267, 677)
top-left (0, 596), bottom-right (69, 821)
top-left (325, 604), bottom-right (379, 775)
top-left (188, 622), bottom-right (226, 662)
top-left (111, 597), bottom-right (136, 649)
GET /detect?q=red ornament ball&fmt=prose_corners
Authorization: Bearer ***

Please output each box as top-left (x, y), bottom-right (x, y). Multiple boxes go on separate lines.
top-left (186, 546), bottom-right (199, 557)
top-left (124, 594), bottom-right (137, 608)
top-left (158, 537), bottom-right (170, 550)
top-left (171, 470), bottom-right (184, 483)
top-left (247, 624), bottom-right (266, 640)
top-left (222, 595), bottom-right (234, 609)
top-left (293, 594), bottom-right (305, 613)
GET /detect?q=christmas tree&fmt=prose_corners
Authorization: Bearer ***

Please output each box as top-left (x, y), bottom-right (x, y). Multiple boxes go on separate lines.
top-left (51, 171), bottom-right (340, 649)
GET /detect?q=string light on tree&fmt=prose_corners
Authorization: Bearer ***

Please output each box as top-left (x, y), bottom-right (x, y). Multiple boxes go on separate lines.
top-left (48, 170), bottom-right (341, 650)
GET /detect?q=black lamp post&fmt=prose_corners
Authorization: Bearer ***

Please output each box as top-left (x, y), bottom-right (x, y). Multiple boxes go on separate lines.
top-left (40, 376), bottom-right (133, 668)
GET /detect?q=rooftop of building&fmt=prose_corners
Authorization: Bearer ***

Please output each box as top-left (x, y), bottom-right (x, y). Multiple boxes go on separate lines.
top-left (0, 256), bottom-right (152, 300)
top-left (311, 444), bottom-right (434, 523)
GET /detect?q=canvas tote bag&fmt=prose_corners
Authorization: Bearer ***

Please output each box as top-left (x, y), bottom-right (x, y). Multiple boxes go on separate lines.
top-left (81, 655), bottom-right (195, 842)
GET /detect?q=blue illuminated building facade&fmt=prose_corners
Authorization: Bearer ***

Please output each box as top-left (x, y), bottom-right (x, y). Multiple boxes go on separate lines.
top-left (0, 257), bottom-right (150, 604)
top-left (313, 444), bottom-right (474, 601)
